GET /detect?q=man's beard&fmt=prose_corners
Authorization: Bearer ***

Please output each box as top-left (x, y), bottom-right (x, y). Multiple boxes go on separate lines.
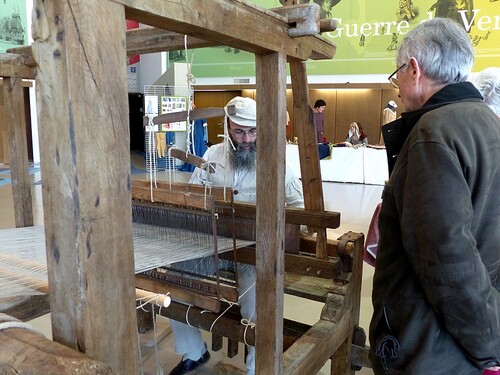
top-left (231, 141), bottom-right (256, 169)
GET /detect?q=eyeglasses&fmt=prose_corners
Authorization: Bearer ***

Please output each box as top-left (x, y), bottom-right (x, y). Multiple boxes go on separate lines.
top-left (388, 63), bottom-right (407, 89)
top-left (231, 128), bottom-right (257, 138)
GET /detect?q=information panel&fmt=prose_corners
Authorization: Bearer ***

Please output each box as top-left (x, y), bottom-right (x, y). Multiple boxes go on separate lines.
top-left (188, 0), bottom-right (499, 77)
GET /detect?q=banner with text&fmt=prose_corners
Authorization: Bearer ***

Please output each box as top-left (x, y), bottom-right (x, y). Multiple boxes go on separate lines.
top-left (187, 0), bottom-right (499, 78)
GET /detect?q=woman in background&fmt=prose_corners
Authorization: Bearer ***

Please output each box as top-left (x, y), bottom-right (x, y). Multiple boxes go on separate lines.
top-left (344, 121), bottom-right (368, 146)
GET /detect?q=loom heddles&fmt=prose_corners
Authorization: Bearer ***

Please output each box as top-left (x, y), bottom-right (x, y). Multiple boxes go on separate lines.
top-left (0, 202), bottom-right (252, 300)
top-left (132, 202), bottom-right (238, 291)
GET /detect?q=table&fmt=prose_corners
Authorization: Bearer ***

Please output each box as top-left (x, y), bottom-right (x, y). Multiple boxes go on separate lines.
top-left (286, 144), bottom-right (389, 185)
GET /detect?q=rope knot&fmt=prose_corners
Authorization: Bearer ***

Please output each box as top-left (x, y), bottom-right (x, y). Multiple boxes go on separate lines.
top-left (240, 318), bottom-right (255, 330)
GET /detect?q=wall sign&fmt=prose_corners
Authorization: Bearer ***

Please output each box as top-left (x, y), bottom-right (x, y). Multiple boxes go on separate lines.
top-left (190, 0), bottom-right (499, 77)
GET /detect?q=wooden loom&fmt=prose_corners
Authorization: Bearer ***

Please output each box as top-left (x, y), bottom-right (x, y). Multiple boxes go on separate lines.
top-left (131, 179), bottom-right (368, 370)
top-left (0, 1), bottom-right (369, 374)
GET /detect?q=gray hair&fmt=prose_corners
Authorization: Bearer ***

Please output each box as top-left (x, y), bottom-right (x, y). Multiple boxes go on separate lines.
top-left (396, 18), bottom-right (474, 85)
top-left (471, 67), bottom-right (500, 115)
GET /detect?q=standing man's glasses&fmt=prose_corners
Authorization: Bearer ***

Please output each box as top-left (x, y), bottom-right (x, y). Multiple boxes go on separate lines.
top-left (388, 63), bottom-right (407, 89)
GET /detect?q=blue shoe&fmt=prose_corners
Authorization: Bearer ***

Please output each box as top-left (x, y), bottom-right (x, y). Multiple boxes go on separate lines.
top-left (169, 350), bottom-right (210, 375)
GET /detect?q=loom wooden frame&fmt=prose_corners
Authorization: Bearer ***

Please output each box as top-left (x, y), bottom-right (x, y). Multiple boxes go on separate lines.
top-left (0, 1), bottom-right (366, 374)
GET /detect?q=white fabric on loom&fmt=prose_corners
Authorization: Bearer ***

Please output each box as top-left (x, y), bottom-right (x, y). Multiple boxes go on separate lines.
top-left (0, 225), bottom-right (255, 299)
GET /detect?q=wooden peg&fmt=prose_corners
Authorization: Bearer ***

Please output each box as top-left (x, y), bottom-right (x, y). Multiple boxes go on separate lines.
top-left (272, 4), bottom-right (320, 37)
top-left (272, 4), bottom-right (337, 37)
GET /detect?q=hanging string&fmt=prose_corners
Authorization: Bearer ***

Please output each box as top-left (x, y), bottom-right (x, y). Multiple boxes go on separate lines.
top-left (218, 110), bottom-right (235, 201)
top-left (202, 145), bottom-right (230, 201)
top-left (150, 306), bottom-right (162, 375)
top-left (237, 281), bottom-right (256, 346)
top-left (185, 305), bottom-right (194, 327)
top-left (199, 162), bottom-right (218, 175)
top-left (166, 145), bottom-right (179, 189)
top-left (186, 119), bottom-right (194, 160)
top-left (199, 282), bottom-right (256, 346)
top-left (147, 115), bottom-right (158, 201)
top-left (136, 294), bottom-right (170, 375)
top-left (184, 35), bottom-right (197, 161)
top-left (203, 182), bottom-right (213, 210)
top-left (241, 312), bottom-right (256, 346)
top-left (208, 297), bottom-right (236, 333)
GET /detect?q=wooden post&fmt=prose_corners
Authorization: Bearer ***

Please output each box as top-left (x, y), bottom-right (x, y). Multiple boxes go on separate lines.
top-left (331, 232), bottom-right (365, 373)
top-left (289, 58), bottom-right (328, 259)
top-left (3, 77), bottom-right (34, 227)
top-left (31, 1), bottom-right (137, 373)
top-left (255, 51), bottom-right (287, 375)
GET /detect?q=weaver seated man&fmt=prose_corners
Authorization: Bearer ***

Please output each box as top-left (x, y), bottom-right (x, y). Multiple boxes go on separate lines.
top-left (169, 96), bottom-right (304, 375)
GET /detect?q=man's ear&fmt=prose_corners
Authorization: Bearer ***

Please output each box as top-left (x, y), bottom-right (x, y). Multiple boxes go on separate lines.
top-left (408, 57), bottom-right (422, 81)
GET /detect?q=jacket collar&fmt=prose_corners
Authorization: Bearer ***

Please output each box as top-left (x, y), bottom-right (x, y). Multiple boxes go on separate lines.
top-left (382, 82), bottom-right (483, 175)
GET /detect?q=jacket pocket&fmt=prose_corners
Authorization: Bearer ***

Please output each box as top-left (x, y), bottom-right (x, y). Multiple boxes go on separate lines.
top-left (371, 304), bottom-right (401, 372)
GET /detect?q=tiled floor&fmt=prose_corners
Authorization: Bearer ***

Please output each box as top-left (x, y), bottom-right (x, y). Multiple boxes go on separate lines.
top-left (0, 155), bottom-right (380, 374)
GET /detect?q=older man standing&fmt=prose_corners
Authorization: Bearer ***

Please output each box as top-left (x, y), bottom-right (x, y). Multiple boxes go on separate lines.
top-left (370, 18), bottom-right (500, 374)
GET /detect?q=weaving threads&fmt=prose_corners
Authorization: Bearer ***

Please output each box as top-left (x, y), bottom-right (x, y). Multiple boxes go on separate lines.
top-left (0, 225), bottom-right (254, 299)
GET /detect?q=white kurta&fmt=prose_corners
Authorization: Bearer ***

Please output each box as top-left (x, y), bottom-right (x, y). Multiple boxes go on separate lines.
top-left (190, 142), bottom-right (304, 207)
top-left (171, 141), bottom-right (304, 375)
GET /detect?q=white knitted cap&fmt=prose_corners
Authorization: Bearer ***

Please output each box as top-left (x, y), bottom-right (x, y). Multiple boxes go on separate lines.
top-left (225, 96), bottom-right (257, 127)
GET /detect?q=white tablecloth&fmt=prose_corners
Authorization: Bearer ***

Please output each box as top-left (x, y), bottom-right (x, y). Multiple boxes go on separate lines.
top-left (286, 145), bottom-right (389, 185)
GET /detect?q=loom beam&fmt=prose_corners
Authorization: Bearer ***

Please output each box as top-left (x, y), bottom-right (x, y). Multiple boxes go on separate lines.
top-left (0, 314), bottom-right (116, 374)
top-left (0, 295), bottom-right (50, 322)
top-left (153, 299), bottom-right (316, 350)
top-left (164, 147), bottom-right (216, 172)
top-left (153, 106), bottom-right (235, 124)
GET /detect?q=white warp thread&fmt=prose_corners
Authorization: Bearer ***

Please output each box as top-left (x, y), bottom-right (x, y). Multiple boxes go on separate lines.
top-left (0, 226), bottom-right (255, 299)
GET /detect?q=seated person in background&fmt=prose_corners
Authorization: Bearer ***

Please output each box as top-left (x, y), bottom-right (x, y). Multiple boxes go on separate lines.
top-left (471, 67), bottom-right (500, 116)
top-left (344, 121), bottom-right (368, 147)
top-left (168, 96), bottom-right (304, 375)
